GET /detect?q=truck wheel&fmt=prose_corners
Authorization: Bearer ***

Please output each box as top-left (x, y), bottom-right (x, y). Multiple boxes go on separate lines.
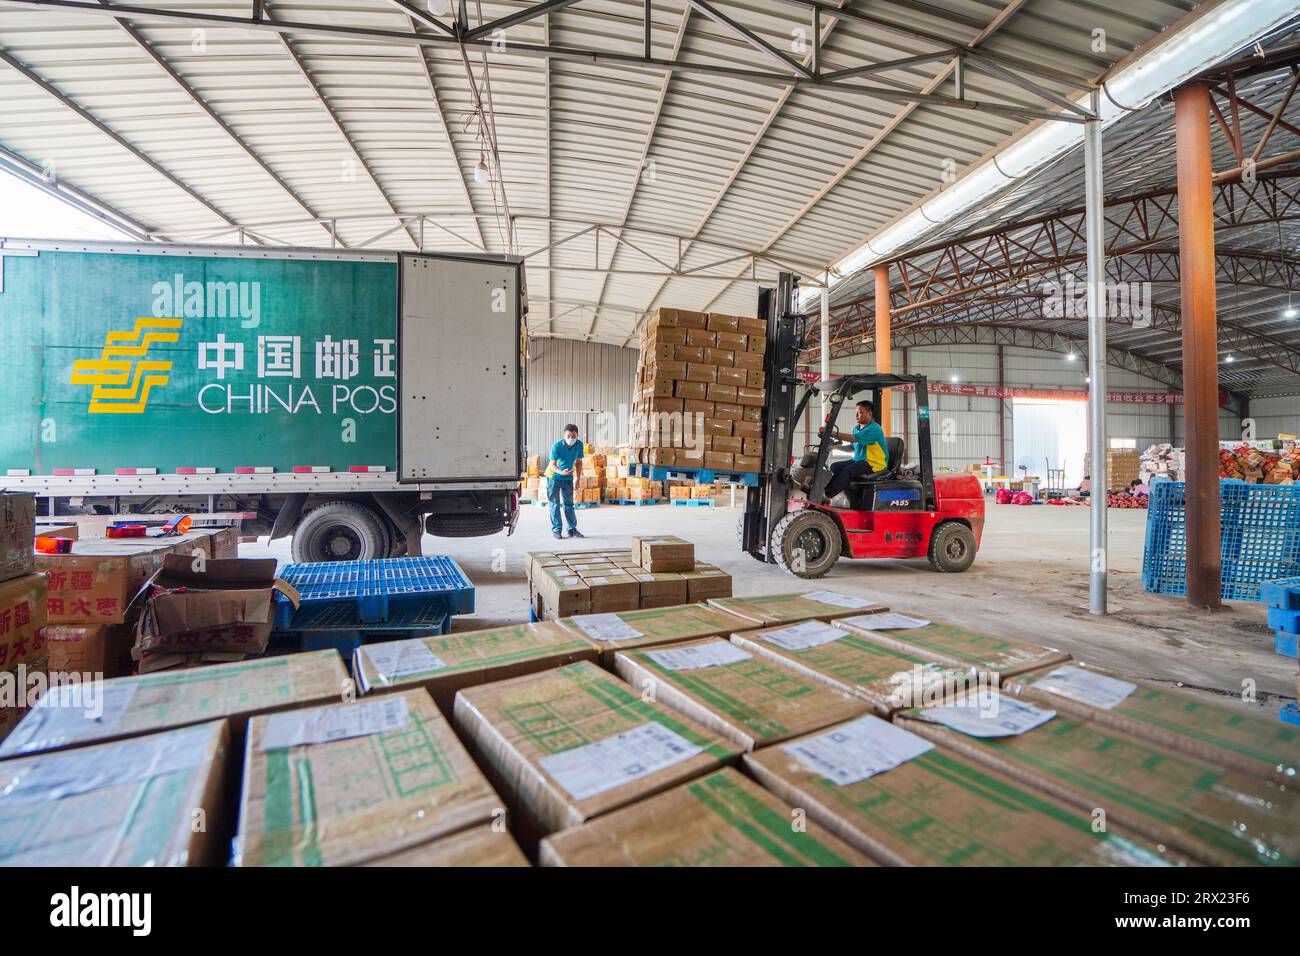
top-left (772, 510), bottom-right (841, 578)
top-left (928, 522), bottom-right (977, 573)
top-left (425, 513), bottom-right (504, 538)
top-left (292, 502), bottom-right (389, 563)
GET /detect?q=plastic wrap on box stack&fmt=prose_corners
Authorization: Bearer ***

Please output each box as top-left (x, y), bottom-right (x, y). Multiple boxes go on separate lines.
top-left (1140, 444), bottom-right (1183, 484)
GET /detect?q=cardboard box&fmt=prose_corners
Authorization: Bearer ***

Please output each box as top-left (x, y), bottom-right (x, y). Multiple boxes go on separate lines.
top-left (714, 402), bottom-right (743, 421)
top-left (0, 649), bottom-right (349, 758)
top-left (0, 656), bottom-right (46, 744)
top-left (46, 623), bottom-right (135, 679)
top-left (706, 312), bottom-right (740, 333)
top-left (0, 492), bottom-right (35, 583)
top-left (703, 347), bottom-right (734, 367)
top-left (674, 380), bottom-right (708, 400)
top-left (133, 555), bottom-right (298, 663)
top-left (1005, 661), bottom-right (1299, 785)
top-left (0, 720), bottom-right (230, 865)
top-left (708, 592), bottom-right (888, 627)
top-left (615, 637), bottom-right (869, 750)
top-left (674, 345), bottom-right (705, 363)
top-left (716, 366), bottom-right (748, 388)
top-left (834, 617), bottom-right (1068, 677)
top-left (539, 767), bottom-right (869, 866)
top-left (897, 691), bottom-right (1300, 867)
top-left (558, 602), bottom-right (755, 666)
top-left (633, 535), bottom-right (695, 572)
top-left (679, 565), bottom-right (733, 601)
top-left (36, 529), bottom-right (232, 625)
top-left (234, 690), bottom-right (502, 867)
top-left (685, 362), bottom-right (717, 383)
top-left (580, 572), bottom-right (641, 613)
top-left (707, 383), bottom-right (738, 404)
top-left (366, 823), bottom-right (530, 867)
top-left (630, 571), bottom-right (688, 606)
top-left (716, 331), bottom-right (747, 352)
top-left (685, 329), bottom-right (717, 349)
top-left (453, 661), bottom-right (742, 846)
top-left (531, 565), bottom-right (591, 620)
top-left (353, 621), bottom-right (597, 712)
top-left (733, 620), bottom-right (975, 716)
top-left (34, 523), bottom-right (79, 541)
top-left (744, 716), bottom-right (1188, 866)
top-left (0, 573), bottom-right (47, 672)
top-left (736, 387), bottom-right (765, 407)
top-left (733, 350), bottom-right (765, 371)
top-left (704, 452), bottom-right (734, 471)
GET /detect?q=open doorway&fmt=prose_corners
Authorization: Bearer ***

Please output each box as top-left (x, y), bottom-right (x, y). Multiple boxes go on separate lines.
top-left (1012, 398), bottom-right (1087, 488)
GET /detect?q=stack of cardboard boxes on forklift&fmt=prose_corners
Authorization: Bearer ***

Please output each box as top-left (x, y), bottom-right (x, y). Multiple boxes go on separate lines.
top-left (527, 534), bottom-right (731, 619)
top-left (630, 308), bottom-right (767, 473)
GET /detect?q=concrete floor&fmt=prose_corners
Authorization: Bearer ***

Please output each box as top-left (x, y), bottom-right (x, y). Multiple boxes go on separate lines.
top-left (246, 499), bottom-right (1298, 713)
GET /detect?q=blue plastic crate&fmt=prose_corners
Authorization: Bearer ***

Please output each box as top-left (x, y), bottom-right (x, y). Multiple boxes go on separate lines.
top-left (1282, 702), bottom-right (1300, 727)
top-left (274, 556), bottom-right (473, 626)
top-left (1268, 607), bottom-right (1300, 632)
top-left (1276, 629), bottom-right (1298, 658)
top-left (1143, 481), bottom-right (1300, 603)
top-left (1260, 577), bottom-right (1300, 610)
top-left (671, 499), bottom-right (715, 507)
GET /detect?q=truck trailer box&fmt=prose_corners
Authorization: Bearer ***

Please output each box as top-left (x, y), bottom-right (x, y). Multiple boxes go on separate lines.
top-left (557, 603), bottom-right (757, 666)
top-left (352, 621), bottom-right (597, 712)
top-left (897, 691), bottom-right (1300, 867)
top-left (614, 637), bottom-right (869, 751)
top-left (539, 767), bottom-right (871, 867)
top-left (0, 719), bottom-right (230, 866)
top-left (707, 591), bottom-right (888, 627)
top-left (452, 662), bottom-right (741, 847)
top-left (0, 492), bottom-right (35, 583)
top-left (1005, 661), bottom-right (1299, 785)
top-left (233, 690), bottom-right (501, 867)
top-left (834, 616), bottom-right (1068, 677)
top-left (0, 649), bottom-right (349, 758)
top-left (744, 716), bottom-right (1187, 867)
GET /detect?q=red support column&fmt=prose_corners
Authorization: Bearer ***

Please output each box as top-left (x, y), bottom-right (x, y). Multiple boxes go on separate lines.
top-left (1175, 82), bottom-right (1222, 609)
top-left (874, 264), bottom-right (891, 435)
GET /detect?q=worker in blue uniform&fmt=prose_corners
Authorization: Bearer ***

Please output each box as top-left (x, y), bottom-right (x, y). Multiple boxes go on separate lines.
top-left (547, 424), bottom-right (586, 539)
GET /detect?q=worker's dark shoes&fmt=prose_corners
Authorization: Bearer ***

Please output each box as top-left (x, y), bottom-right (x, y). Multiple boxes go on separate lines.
top-left (567, 529), bottom-right (585, 538)
top-left (552, 531), bottom-right (563, 540)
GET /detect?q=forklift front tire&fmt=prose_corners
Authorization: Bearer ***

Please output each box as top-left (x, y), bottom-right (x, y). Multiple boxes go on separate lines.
top-left (772, 510), bottom-right (842, 578)
top-left (928, 521), bottom-right (977, 573)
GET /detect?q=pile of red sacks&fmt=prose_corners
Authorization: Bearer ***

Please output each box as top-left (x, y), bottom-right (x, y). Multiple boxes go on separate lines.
top-left (1106, 491), bottom-right (1149, 509)
top-left (995, 489), bottom-right (1034, 505)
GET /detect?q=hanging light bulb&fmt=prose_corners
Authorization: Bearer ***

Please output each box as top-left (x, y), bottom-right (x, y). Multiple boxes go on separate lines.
top-left (1066, 352), bottom-right (1078, 362)
top-left (1286, 305), bottom-right (1298, 319)
top-left (427, 0), bottom-right (453, 16)
top-left (474, 152), bottom-right (491, 184)
top-left (1225, 354), bottom-right (1235, 363)
top-left (949, 374), bottom-right (959, 383)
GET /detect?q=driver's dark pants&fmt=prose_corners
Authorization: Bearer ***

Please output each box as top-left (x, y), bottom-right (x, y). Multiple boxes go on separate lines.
top-left (825, 459), bottom-right (875, 499)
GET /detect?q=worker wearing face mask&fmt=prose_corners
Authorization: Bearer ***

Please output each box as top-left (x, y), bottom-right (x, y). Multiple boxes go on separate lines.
top-left (547, 424), bottom-right (586, 540)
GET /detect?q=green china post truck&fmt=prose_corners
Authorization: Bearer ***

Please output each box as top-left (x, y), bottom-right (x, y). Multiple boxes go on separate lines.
top-left (0, 238), bottom-right (526, 561)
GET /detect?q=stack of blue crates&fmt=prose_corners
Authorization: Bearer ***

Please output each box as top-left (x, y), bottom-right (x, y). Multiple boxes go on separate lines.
top-left (1143, 481), bottom-right (1300, 602)
top-left (1259, 578), bottom-right (1300, 660)
top-left (271, 556), bottom-right (474, 656)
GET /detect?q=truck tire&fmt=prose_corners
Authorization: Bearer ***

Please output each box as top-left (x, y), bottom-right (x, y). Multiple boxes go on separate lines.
top-left (928, 521), bottom-right (977, 573)
top-left (292, 502), bottom-right (389, 563)
top-left (425, 513), bottom-right (505, 538)
top-left (772, 510), bottom-right (841, 578)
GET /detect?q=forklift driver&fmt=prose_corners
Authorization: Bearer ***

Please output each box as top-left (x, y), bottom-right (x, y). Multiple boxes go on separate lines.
top-left (820, 400), bottom-right (888, 500)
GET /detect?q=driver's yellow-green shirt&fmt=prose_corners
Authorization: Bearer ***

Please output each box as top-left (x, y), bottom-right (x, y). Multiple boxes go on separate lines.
top-left (853, 422), bottom-right (888, 471)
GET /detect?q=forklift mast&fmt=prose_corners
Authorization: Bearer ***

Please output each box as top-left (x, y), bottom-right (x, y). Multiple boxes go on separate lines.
top-left (741, 272), bottom-right (806, 561)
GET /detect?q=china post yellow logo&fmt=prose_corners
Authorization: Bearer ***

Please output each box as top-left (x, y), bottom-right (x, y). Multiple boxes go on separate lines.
top-left (70, 317), bottom-right (183, 414)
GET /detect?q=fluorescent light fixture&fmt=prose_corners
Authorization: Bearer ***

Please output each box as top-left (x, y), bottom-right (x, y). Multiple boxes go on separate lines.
top-left (1066, 352), bottom-right (1078, 361)
top-left (802, 0), bottom-right (1298, 310)
top-left (950, 374), bottom-right (959, 383)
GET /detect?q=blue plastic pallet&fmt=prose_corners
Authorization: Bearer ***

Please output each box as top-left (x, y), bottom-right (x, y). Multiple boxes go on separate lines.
top-left (1281, 702), bottom-right (1300, 727)
top-left (628, 463), bottom-right (760, 486)
top-left (671, 499), bottom-right (715, 507)
top-left (271, 594), bottom-right (455, 656)
top-left (1268, 607), bottom-right (1300, 632)
top-left (1143, 481), bottom-right (1300, 602)
top-left (604, 498), bottom-right (664, 506)
top-left (274, 555), bottom-right (474, 627)
top-left (1275, 629), bottom-right (1298, 658)
top-left (1260, 577), bottom-right (1300, 609)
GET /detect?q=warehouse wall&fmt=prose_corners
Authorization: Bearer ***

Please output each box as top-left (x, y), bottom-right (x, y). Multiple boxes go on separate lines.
top-left (1244, 396), bottom-right (1300, 441)
top-left (525, 338), bottom-right (637, 455)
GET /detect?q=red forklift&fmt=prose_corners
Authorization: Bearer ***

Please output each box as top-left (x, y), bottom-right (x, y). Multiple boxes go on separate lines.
top-left (740, 273), bottom-right (985, 578)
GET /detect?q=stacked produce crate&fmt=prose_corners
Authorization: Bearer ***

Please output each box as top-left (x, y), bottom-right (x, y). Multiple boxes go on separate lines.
top-left (629, 308), bottom-right (767, 474)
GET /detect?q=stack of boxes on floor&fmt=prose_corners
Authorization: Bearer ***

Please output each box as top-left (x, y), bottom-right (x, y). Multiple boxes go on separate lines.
top-left (1084, 448), bottom-right (1140, 490)
top-left (527, 534), bottom-right (730, 619)
top-left (3, 541), bottom-right (1298, 865)
top-left (1139, 443), bottom-right (1184, 484)
top-left (630, 308), bottom-right (767, 474)
top-left (0, 493), bottom-right (45, 742)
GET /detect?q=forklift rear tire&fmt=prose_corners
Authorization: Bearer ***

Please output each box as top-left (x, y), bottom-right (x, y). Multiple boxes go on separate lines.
top-left (928, 522), bottom-right (977, 573)
top-left (772, 510), bottom-right (842, 578)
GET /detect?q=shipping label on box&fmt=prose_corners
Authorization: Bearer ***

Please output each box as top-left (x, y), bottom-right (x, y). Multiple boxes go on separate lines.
top-left (615, 637), bottom-right (869, 750)
top-left (708, 592), bottom-right (888, 627)
top-left (353, 621), bottom-right (596, 711)
top-left (897, 691), bottom-right (1300, 867)
top-left (734, 621), bottom-right (975, 716)
top-left (0, 649), bottom-right (349, 758)
top-left (744, 715), bottom-right (1187, 867)
top-left (452, 661), bottom-right (741, 843)
top-left (834, 618), bottom-right (1067, 677)
top-left (558, 602), bottom-right (754, 665)
top-left (234, 690), bottom-right (502, 867)
top-left (0, 492), bottom-right (35, 583)
top-left (0, 720), bottom-right (230, 865)
top-left (0, 573), bottom-right (46, 671)
top-left (539, 767), bottom-right (870, 866)
top-left (1006, 661), bottom-right (1299, 784)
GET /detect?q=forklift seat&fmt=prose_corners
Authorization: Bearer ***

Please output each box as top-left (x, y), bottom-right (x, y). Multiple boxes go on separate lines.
top-left (843, 436), bottom-right (905, 507)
